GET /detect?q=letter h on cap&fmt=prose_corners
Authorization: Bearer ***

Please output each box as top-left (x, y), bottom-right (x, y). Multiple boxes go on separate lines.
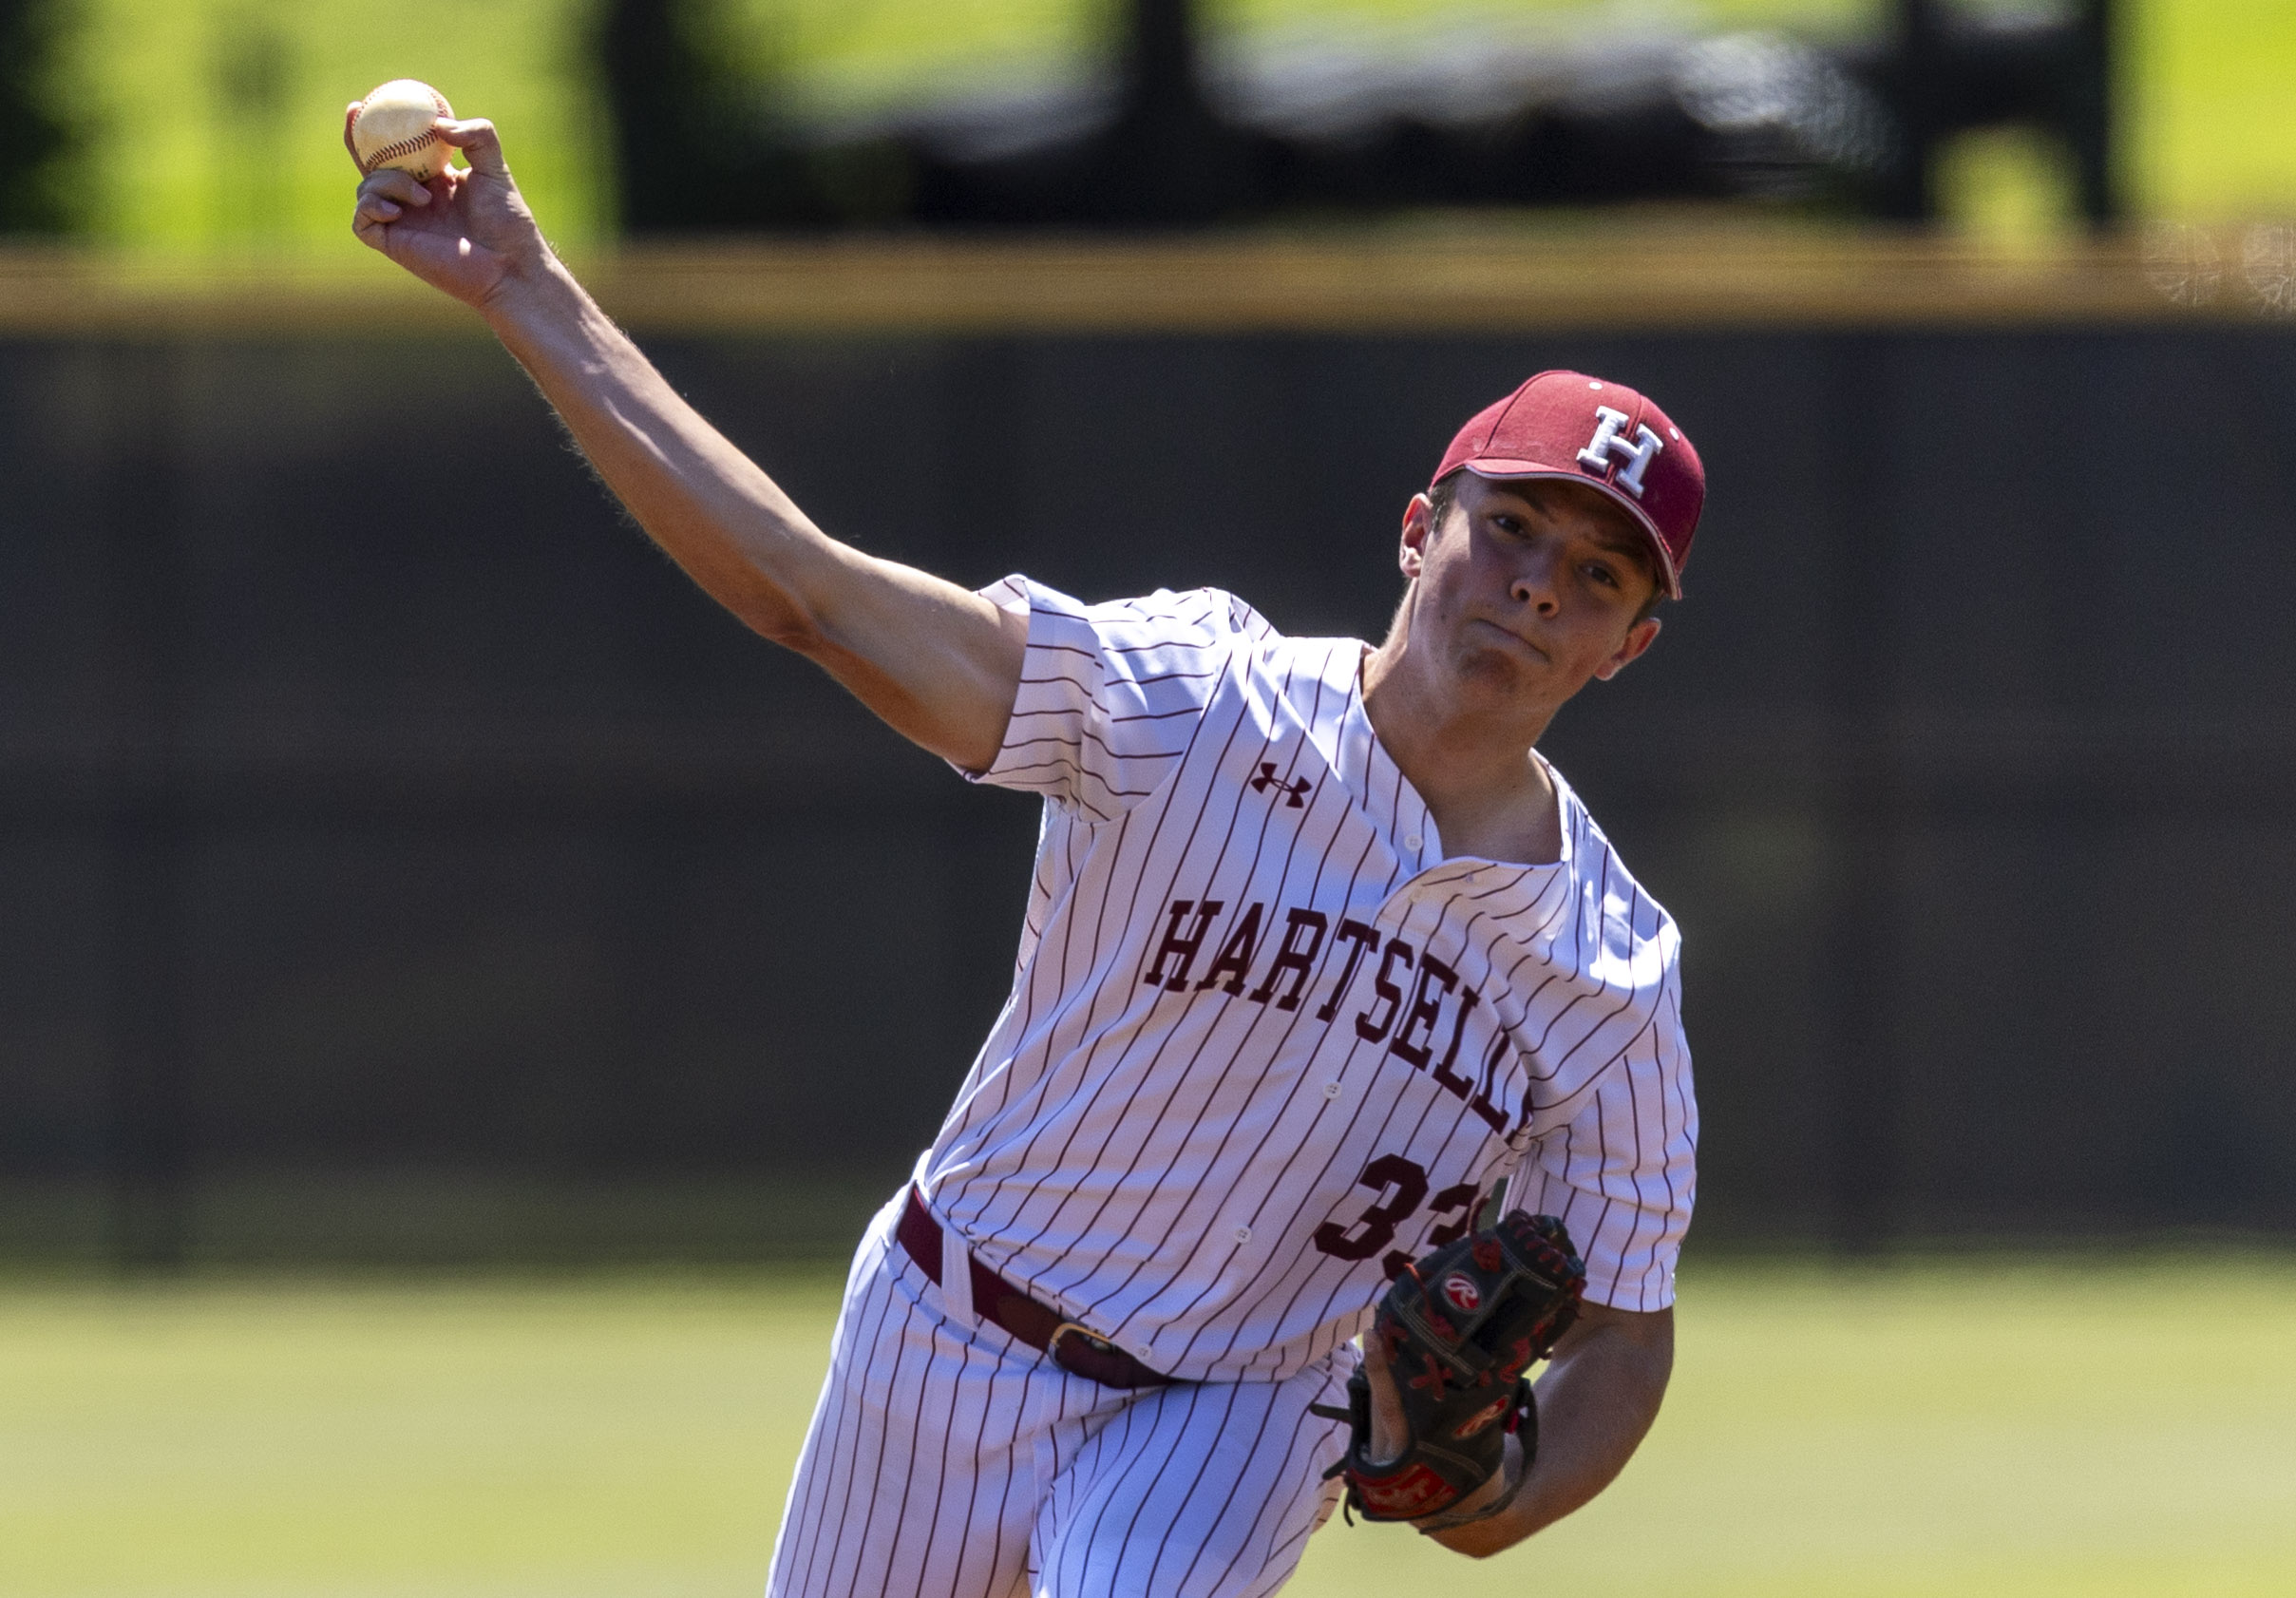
top-left (1576, 407), bottom-right (1664, 498)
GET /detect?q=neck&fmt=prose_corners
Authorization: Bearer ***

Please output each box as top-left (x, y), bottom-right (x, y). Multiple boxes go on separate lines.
top-left (1360, 636), bottom-right (1564, 865)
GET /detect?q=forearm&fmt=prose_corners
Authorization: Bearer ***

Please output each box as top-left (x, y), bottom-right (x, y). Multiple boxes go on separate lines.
top-left (1432, 1304), bottom-right (1674, 1557)
top-left (351, 119), bottom-right (1021, 765)
top-left (475, 257), bottom-right (1018, 767)
top-left (479, 257), bottom-right (854, 644)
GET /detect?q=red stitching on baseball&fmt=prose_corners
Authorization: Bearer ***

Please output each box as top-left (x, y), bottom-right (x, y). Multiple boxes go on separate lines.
top-left (362, 131), bottom-right (444, 170)
top-left (353, 88), bottom-right (451, 175)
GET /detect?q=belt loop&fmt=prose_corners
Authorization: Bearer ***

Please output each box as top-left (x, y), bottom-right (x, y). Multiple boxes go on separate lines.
top-left (938, 1212), bottom-right (976, 1326)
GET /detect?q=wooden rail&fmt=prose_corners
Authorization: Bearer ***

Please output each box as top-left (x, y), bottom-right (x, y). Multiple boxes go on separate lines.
top-left (0, 222), bottom-right (2274, 335)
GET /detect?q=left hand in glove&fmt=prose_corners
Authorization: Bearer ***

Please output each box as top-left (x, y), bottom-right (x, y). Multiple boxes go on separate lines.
top-left (1316, 1211), bottom-right (1586, 1531)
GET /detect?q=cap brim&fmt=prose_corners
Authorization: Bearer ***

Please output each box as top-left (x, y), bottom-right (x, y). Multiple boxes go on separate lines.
top-left (1460, 461), bottom-right (1682, 599)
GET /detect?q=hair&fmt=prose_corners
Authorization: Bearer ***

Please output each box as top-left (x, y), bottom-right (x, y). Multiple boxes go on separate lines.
top-left (1424, 470), bottom-right (1667, 625)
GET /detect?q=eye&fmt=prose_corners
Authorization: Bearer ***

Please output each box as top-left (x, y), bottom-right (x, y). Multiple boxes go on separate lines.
top-left (1584, 561), bottom-right (1621, 589)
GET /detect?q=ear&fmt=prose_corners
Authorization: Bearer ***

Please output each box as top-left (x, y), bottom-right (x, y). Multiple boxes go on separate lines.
top-left (1398, 493), bottom-right (1435, 580)
top-left (1594, 615), bottom-right (1661, 681)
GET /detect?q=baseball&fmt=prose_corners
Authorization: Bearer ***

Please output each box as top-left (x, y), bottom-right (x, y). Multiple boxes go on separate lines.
top-left (349, 80), bottom-right (456, 181)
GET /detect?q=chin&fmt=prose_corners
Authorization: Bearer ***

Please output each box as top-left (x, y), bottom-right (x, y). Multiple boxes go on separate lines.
top-left (1451, 648), bottom-right (1540, 700)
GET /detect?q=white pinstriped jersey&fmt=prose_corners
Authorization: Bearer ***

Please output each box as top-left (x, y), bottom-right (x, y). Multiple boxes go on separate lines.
top-left (918, 577), bottom-right (1697, 1385)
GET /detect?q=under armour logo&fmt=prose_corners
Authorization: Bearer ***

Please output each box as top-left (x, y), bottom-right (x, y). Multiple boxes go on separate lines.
top-left (1576, 406), bottom-right (1665, 498)
top-left (1249, 763), bottom-right (1312, 809)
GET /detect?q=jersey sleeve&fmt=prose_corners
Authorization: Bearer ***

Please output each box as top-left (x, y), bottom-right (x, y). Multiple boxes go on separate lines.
top-left (1510, 991), bottom-right (1698, 1313)
top-left (961, 576), bottom-right (1270, 821)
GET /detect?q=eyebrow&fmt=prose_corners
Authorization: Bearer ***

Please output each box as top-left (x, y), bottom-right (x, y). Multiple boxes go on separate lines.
top-left (1569, 513), bottom-right (1653, 569)
top-left (1580, 520), bottom-right (1662, 591)
top-left (1497, 485), bottom-right (1656, 576)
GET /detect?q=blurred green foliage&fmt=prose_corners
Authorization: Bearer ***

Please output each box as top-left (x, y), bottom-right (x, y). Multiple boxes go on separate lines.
top-left (2127, 0), bottom-right (2296, 219)
top-left (52, 0), bottom-right (607, 251)
top-left (18, 2), bottom-right (2296, 252)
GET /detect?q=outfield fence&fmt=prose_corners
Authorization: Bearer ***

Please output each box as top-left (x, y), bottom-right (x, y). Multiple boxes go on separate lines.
top-left (3, 230), bottom-right (2293, 1265)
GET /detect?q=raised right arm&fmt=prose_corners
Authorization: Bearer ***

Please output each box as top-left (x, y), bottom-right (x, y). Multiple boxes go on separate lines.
top-left (350, 115), bottom-right (1026, 772)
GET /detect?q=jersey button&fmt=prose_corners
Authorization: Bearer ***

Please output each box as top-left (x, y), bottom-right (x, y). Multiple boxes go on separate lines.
top-left (1232, 1226), bottom-right (1252, 1245)
top-left (1404, 833), bottom-right (1424, 851)
top-left (1321, 1081), bottom-right (1343, 1099)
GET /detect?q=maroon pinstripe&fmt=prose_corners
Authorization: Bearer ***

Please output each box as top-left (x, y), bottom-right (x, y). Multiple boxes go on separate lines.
top-left (766, 578), bottom-right (1696, 1595)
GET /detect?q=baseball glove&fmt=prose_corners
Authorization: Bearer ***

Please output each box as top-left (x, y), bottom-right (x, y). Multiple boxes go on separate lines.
top-left (1316, 1212), bottom-right (1585, 1530)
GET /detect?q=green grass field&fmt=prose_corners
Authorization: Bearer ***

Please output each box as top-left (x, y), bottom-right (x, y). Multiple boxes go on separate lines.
top-left (7, 1257), bottom-right (2293, 1598)
top-left (42, 0), bottom-right (2296, 257)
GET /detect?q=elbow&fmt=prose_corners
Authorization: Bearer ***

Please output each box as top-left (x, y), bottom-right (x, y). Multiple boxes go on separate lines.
top-left (732, 581), bottom-right (832, 657)
top-left (669, 543), bottom-right (832, 656)
top-left (749, 606), bottom-right (825, 656)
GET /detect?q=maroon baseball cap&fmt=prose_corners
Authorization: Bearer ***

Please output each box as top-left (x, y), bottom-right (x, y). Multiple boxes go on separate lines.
top-left (1431, 371), bottom-right (1705, 599)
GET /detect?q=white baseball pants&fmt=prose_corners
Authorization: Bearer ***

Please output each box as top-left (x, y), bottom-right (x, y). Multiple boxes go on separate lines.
top-left (767, 1193), bottom-right (1351, 1598)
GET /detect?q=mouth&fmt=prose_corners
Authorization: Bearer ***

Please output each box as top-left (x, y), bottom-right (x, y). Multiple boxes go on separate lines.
top-left (1470, 617), bottom-right (1549, 663)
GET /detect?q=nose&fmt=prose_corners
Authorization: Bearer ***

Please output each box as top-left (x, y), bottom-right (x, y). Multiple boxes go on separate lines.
top-left (1509, 545), bottom-right (1562, 615)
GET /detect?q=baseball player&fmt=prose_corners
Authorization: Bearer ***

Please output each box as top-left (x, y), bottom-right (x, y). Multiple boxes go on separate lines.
top-left (352, 116), bottom-right (1698, 1595)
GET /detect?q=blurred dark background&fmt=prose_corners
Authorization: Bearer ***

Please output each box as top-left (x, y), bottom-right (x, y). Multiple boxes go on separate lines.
top-left (0, 0), bottom-right (2126, 249)
top-left (2, 319), bottom-right (2293, 1266)
top-left (599, 0), bottom-right (2115, 229)
top-left (0, 0), bottom-right (2290, 1268)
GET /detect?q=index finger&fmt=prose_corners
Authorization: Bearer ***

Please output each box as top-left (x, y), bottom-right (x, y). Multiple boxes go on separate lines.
top-left (356, 167), bottom-right (431, 207)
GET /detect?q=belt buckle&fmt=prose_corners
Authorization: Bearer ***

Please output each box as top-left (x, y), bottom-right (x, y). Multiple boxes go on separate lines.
top-left (1049, 1320), bottom-right (1115, 1360)
top-left (1048, 1320), bottom-right (1148, 1387)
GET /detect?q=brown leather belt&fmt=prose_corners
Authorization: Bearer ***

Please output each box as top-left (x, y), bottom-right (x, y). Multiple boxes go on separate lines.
top-left (897, 1186), bottom-right (1175, 1390)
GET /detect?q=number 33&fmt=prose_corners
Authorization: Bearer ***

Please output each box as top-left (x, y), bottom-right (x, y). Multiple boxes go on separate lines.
top-left (1311, 1153), bottom-right (1482, 1280)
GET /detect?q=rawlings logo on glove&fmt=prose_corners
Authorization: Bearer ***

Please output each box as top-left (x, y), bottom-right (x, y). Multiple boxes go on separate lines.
top-left (1314, 1212), bottom-right (1585, 1531)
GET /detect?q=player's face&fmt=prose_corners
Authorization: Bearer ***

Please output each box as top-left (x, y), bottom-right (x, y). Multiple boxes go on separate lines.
top-left (1396, 474), bottom-right (1662, 721)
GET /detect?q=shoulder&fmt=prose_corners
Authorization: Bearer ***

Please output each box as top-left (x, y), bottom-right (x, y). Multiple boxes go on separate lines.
top-left (988, 577), bottom-right (1281, 651)
top-left (1092, 586), bottom-right (1281, 652)
top-left (995, 580), bottom-right (1291, 699)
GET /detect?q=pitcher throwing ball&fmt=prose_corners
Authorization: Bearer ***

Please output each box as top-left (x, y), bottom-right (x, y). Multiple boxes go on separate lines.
top-left (352, 110), bottom-right (1701, 1597)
